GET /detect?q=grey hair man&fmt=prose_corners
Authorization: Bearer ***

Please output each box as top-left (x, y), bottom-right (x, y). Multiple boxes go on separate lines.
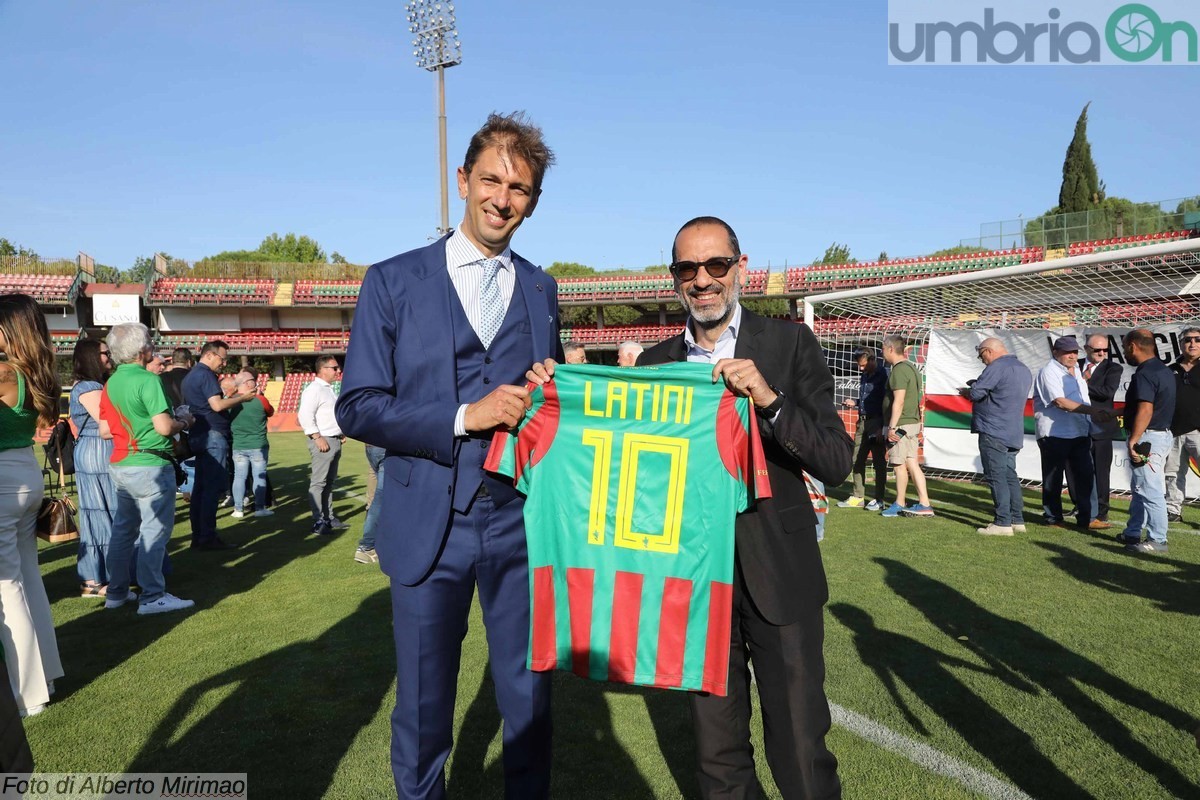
top-left (563, 341), bottom-right (588, 364)
top-left (99, 323), bottom-right (195, 615)
top-left (616, 340), bottom-right (643, 367)
top-left (960, 337), bottom-right (1033, 535)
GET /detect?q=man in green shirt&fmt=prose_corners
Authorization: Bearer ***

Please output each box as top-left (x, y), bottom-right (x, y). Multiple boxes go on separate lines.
top-left (881, 334), bottom-right (934, 518)
top-left (229, 370), bottom-right (274, 518)
top-left (99, 322), bottom-right (196, 615)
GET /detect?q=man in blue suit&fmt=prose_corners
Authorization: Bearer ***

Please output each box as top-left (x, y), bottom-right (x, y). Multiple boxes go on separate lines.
top-left (336, 112), bottom-right (559, 799)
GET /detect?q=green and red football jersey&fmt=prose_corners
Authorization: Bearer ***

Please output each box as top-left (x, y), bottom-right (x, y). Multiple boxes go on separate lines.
top-left (486, 362), bottom-right (771, 695)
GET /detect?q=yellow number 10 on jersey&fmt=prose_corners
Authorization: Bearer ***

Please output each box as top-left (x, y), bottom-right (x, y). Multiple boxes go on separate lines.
top-left (582, 429), bottom-right (689, 554)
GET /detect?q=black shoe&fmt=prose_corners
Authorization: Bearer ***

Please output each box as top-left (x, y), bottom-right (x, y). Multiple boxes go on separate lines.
top-left (312, 522), bottom-right (335, 537)
top-left (1114, 533), bottom-right (1141, 545)
top-left (191, 537), bottom-right (237, 551)
top-left (1167, 512), bottom-right (1183, 523)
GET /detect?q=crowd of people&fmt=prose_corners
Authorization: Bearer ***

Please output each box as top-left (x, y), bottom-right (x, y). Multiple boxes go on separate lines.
top-left (840, 327), bottom-right (1195, 555)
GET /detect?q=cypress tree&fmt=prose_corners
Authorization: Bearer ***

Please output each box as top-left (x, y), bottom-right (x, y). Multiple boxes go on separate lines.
top-left (1058, 102), bottom-right (1103, 212)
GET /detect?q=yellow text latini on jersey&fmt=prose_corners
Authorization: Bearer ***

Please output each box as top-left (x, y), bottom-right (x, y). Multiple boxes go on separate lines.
top-left (582, 380), bottom-right (694, 425)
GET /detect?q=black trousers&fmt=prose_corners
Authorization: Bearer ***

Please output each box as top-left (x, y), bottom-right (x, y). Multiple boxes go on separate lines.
top-left (1064, 437), bottom-right (1113, 521)
top-left (690, 560), bottom-right (840, 800)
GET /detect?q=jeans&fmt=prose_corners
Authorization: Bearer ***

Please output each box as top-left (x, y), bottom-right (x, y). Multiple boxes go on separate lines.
top-left (1164, 429), bottom-right (1200, 515)
top-left (109, 464), bottom-right (175, 604)
top-left (190, 433), bottom-right (231, 545)
top-left (1038, 436), bottom-right (1093, 525)
top-left (978, 433), bottom-right (1024, 526)
top-left (359, 445), bottom-right (385, 551)
top-left (232, 447), bottom-right (269, 512)
top-left (850, 416), bottom-right (886, 502)
top-left (307, 436), bottom-right (343, 522)
top-left (1125, 429), bottom-right (1172, 544)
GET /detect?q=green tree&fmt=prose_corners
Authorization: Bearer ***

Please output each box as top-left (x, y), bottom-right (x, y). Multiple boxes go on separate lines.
top-left (1058, 102), bottom-right (1105, 213)
top-left (878, 251), bottom-right (889, 262)
top-left (258, 233), bottom-right (327, 263)
top-left (0, 238), bottom-right (39, 259)
top-left (93, 264), bottom-right (122, 283)
top-left (203, 233), bottom-right (330, 264)
top-left (330, 251), bottom-right (348, 264)
top-left (545, 261), bottom-right (596, 278)
top-left (815, 243), bottom-right (855, 265)
top-left (929, 245), bottom-right (987, 257)
top-left (123, 253), bottom-right (189, 284)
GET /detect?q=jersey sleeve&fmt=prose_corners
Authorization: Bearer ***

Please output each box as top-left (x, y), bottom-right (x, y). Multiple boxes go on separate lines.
top-left (715, 391), bottom-right (773, 513)
top-left (485, 380), bottom-right (560, 495)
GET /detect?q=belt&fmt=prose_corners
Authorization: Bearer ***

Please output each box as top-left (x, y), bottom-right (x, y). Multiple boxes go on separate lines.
top-left (1147, 428), bottom-right (1171, 432)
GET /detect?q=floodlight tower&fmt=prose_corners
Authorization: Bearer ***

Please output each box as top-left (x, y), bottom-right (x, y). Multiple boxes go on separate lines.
top-left (407, 0), bottom-right (462, 236)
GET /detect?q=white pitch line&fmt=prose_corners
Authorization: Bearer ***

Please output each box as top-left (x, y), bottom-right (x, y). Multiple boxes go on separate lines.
top-left (830, 703), bottom-right (1036, 800)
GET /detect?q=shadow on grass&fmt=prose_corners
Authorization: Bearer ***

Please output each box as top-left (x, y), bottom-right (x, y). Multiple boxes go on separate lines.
top-left (828, 602), bottom-right (1084, 798)
top-left (876, 558), bottom-right (1199, 799)
top-left (46, 461), bottom-right (360, 703)
top-left (447, 664), bottom-right (696, 798)
top-left (1035, 541), bottom-right (1200, 616)
top-left (122, 589), bottom-right (395, 798)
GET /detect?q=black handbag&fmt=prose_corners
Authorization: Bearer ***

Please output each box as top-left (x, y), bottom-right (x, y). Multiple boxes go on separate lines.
top-left (37, 439), bottom-right (79, 544)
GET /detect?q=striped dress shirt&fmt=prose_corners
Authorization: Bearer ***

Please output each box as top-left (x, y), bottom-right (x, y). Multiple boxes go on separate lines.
top-left (445, 229), bottom-right (517, 437)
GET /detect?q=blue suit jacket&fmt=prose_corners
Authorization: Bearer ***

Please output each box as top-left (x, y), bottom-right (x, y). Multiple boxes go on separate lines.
top-left (335, 237), bottom-right (561, 585)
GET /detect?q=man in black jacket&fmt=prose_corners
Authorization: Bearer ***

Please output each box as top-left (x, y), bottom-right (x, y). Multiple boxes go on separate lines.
top-left (640, 217), bottom-right (851, 799)
top-left (1082, 333), bottom-right (1123, 526)
top-left (1165, 327), bottom-right (1200, 523)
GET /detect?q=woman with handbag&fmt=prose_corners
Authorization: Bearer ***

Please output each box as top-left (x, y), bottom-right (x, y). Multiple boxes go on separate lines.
top-left (70, 339), bottom-right (116, 597)
top-left (0, 293), bottom-right (64, 717)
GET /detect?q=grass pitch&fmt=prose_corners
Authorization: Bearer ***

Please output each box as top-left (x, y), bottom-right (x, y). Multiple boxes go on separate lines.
top-left (26, 433), bottom-right (1200, 798)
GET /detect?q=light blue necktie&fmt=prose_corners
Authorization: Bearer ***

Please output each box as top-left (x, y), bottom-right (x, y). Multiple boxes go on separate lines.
top-left (478, 258), bottom-right (505, 348)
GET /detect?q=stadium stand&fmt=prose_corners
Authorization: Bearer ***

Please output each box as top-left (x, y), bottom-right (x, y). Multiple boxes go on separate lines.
top-left (277, 372), bottom-right (342, 413)
top-left (0, 273), bottom-right (74, 305)
top-left (154, 330), bottom-right (350, 353)
top-left (147, 278), bottom-right (276, 305)
top-left (292, 280), bottom-right (361, 305)
top-left (50, 332), bottom-right (80, 355)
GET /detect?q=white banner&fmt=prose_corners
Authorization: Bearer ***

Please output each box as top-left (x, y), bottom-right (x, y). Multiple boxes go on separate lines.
top-left (92, 294), bottom-right (140, 326)
top-left (924, 326), bottom-right (1199, 494)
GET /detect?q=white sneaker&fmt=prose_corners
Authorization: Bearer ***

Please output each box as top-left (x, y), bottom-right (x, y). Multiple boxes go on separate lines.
top-left (977, 523), bottom-right (1014, 536)
top-left (254, 508), bottom-right (275, 517)
top-left (231, 509), bottom-right (245, 519)
top-left (104, 590), bottom-right (139, 609)
top-left (327, 517), bottom-right (350, 530)
top-left (20, 704), bottom-right (46, 718)
top-left (836, 497), bottom-right (865, 508)
top-left (1012, 524), bottom-right (1027, 533)
top-left (137, 593), bottom-right (196, 615)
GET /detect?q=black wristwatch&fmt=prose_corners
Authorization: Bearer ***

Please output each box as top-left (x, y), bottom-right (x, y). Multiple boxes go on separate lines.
top-left (757, 385), bottom-right (786, 418)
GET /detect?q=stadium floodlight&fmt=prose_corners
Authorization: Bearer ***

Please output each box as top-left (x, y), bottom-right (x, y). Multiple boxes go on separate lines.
top-left (407, 0), bottom-right (462, 235)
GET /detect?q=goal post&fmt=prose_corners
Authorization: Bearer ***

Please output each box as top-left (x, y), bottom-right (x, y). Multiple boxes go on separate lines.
top-left (802, 237), bottom-right (1200, 489)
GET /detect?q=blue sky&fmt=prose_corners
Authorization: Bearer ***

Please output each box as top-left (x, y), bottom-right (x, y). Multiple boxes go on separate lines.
top-left (1, 1), bottom-right (1196, 272)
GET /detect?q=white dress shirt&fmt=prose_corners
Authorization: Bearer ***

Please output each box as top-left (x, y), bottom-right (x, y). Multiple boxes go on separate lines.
top-left (299, 377), bottom-right (342, 437)
top-left (446, 229), bottom-right (517, 437)
top-left (680, 304), bottom-right (780, 425)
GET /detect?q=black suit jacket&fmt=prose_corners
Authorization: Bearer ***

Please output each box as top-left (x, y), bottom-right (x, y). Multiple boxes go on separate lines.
top-left (639, 308), bottom-right (852, 624)
top-left (1086, 359), bottom-right (1123, 440)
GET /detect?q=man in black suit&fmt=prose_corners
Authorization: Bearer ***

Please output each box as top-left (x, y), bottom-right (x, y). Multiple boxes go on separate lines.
top-left (641, 217), bottom-right (851, 799)
top-left (1080, 333), bottom-right (1123, 526)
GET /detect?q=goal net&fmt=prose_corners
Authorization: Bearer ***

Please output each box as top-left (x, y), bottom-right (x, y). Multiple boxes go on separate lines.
top-left (803, 237), bottom-right (1200, 491)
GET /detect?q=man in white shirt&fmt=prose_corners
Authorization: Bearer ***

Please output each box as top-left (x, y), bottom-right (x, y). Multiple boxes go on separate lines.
top-left (299, 356), bottom-right (345, 536)
top-left (1033, 336), bottom-right (1106, 527)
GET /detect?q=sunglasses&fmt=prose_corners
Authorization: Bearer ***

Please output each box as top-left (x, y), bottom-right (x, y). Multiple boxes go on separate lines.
top-left (1088, 347), bottom-right (1109, 354)
top-left (668, 256), bottom-right (738, 282)
top-left (1182, 337), bottom-right (1200, 344)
